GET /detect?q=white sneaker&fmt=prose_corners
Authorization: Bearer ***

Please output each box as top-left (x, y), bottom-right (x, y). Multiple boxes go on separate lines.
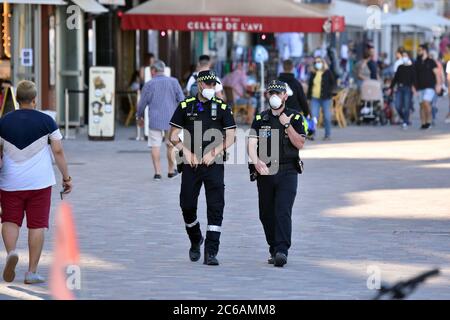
top-left (445, 117), bottom-right (450, 124)
top-left (3, 251), bottom-right (19, 282)
top-left (402, 123), bottom-right (408, 130)
top-left (24, 272), bottom-right (46, 285)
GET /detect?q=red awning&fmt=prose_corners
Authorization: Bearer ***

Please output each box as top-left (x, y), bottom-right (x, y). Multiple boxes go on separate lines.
top-left (121, 0), bottom-right (345, 33)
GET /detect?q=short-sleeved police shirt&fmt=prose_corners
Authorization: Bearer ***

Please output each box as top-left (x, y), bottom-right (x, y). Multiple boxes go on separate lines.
top-left (170, 97), bottom-right (236, 155)
top-left (249, 108), bottom-right (306, 164)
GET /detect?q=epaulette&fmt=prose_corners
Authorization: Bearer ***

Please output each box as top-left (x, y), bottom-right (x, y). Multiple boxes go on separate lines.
top-left (180, 96), bottom-right (196, 109)
top-left (212, 97), bottom-right (227, 110)
top-left (255, 110), bottom-right (270, 121)
top-left (292, 112), bottom-right (309, 132)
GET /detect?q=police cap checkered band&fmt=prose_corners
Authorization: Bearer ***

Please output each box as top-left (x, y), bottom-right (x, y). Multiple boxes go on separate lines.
top-left (267, 80), bottom-right (287, 93)
top-left (197, 70), bottom-right (219, 84)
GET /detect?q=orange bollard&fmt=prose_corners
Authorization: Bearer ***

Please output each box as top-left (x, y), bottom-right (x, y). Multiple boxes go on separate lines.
top-left (49, 201), bottom-right (80, 300)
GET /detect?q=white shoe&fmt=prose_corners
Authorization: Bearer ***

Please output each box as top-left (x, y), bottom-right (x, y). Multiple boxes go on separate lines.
top-left (24, 272), bottom-right (46, 285)
top-left (445, 117), bottom-right (450, 124)
top-left (3, 251), bottom-right (19, 282)
top-left (402, 123), bottom-right (408, 130)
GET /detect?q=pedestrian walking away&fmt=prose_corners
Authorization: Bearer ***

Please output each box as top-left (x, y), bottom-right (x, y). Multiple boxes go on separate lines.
top-left (136, 60), bottom-right (185, 181)
top-left (278, 59), bottom-right (310, 117)
top-left (0, 80), bottom-right (73, 284)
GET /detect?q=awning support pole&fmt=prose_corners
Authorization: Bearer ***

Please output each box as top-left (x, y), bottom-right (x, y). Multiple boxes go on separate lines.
top-left (259, 61), bottom-right (265, 112)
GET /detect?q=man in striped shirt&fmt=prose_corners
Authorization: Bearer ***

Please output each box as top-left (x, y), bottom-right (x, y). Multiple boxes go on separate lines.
top-left (137, 60), bottom-right (185, 181)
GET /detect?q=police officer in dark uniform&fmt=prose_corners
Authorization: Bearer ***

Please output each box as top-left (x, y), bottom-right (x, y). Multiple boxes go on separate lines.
top-left (248, 80), bottom-right (307, 267)
top-left (169, 70), bottom-right (236, 266)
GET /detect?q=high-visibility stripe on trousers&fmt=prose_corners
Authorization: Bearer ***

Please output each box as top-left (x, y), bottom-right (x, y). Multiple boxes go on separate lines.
top-left (180, 163), bottom-right (225, 255)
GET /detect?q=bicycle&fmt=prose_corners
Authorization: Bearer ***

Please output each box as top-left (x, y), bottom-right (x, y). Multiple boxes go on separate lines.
top-left (373, 268), bottom-right (440, 300)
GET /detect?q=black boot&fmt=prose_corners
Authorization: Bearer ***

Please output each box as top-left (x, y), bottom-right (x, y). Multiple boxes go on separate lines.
top-left (274, 253), bottom-right (287, 267)
top-left (203, 251), bottom-right (219, 266)
top-left (189, 237), bottom-right (204, 262)
top-left (268, 255), bottom-right (275, 265)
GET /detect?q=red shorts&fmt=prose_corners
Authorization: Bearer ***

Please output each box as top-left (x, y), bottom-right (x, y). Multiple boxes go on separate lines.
top-left (0, 187), bottom-right (52, 229)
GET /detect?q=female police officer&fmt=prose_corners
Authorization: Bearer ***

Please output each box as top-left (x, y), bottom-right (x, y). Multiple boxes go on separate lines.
top-left (169, 70), bottom-right (236, 266)
top-left (248, 80), bottom-right (307, 267)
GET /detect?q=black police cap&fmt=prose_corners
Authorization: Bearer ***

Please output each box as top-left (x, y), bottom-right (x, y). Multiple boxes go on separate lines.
top-left (267, 80), bottom-right (287, 93)
top-left (197, 70), bottom-right (220, 84)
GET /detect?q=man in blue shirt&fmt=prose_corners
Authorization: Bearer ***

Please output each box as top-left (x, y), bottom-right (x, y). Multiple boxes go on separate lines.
top-left (137, 60), bottom-right (185, 181)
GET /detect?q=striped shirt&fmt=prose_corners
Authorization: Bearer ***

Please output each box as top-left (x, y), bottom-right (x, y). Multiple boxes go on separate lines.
top-left (137, 74), bottom-right (185, 131)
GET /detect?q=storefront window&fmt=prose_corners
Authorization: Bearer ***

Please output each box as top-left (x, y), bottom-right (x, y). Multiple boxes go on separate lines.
top-left (49, 15), bottom-right (56, 86)
top-left (12, 4), bottom-right (36, 82)
top-left (0, 2), bottom-right (11, 80)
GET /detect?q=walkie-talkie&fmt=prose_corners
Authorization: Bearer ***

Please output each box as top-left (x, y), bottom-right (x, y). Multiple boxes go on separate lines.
top-left (211, 102), bottom-right (217, 120)
top-left (248, 164), bottom-right (258, 181)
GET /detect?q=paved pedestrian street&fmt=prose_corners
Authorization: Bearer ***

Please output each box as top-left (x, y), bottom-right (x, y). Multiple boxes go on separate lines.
top-left (0, 110), bottom-right (449, 300)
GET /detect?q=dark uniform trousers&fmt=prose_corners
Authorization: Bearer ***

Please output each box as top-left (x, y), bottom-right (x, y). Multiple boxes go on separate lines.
top-left (256, 168), bottom-right (298, 256)
top-left (180, 163), bottom-right (225, 255)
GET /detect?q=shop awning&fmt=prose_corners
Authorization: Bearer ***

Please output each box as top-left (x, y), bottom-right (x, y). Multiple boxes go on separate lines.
top-left (72, 0), bottom-right (108, 13)
top-left (315, 0), bottom-right (372, 29)
top-left (121, 0), bottom-right (345, 33)
top-left (382, 8), bottom-right (450, 29)
top-left (5, 0), bottom-right (67, 4)
top-left (99, 0), bottom-right (125, 5)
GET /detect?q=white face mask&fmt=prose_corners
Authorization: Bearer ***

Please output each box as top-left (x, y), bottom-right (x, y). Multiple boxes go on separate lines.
top-left (201, 88), bottom-right (215, 100)
top-left (315, 63), bottom-right (323, 70)
top-left (269, 95), bottom-right (283, 110)
top-left (403, 57), bottom-right (410, 64)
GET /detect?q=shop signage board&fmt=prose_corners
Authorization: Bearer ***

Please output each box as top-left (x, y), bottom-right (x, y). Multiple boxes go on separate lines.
top-left (403, 38), bottom-right (420, 51)
top-left (122, 0), bottom-right (346, 33)
top-left (0, 86), bottom-right (18, 118)
top-left (88, 67), bottom-right (115, 140)
top-left (123, 15), bottom-right (345, 33)
top-left (396, 0), bottom-right (414, 10)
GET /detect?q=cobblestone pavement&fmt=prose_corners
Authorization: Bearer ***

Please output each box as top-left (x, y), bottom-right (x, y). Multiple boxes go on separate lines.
top-left (0, 103), bottom-right (449, 300)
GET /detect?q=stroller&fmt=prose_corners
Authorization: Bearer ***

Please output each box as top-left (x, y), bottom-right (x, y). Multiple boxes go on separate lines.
top-left (358, 79), bottom-right (387, 125)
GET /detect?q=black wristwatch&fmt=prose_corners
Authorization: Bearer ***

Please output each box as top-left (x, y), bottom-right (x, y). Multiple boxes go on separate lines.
top-left (283, 122), bottom-right (291, 129)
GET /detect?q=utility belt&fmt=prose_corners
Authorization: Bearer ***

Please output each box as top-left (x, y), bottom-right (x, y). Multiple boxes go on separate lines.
top-left (176, 149), bottom-right (229, 174)
top-left (274, 159), bottom-right (304, 174)
top-left (249, 157), bottom-right (304, 181)
top-left (272, 162), bottom-right (297, 171)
